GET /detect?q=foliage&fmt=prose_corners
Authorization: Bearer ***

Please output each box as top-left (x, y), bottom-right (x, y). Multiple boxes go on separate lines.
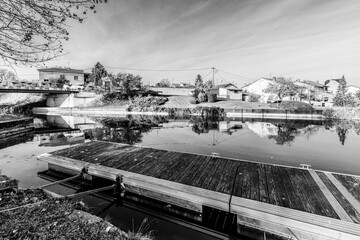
top-left (268, 123), bottom-right (301, 145)
top-left (0, 189), bottom-right (153, 240)
top-left (247, 93), bottom-right (261, 102)
top-left (127, 96), bottom-right (168, 111)
top-left (56, 75), bottom-right (68, 88)
top-left (189, 98), bottom-right (198, 104)
top-left (333, 76), bottom-right (357, 107)
top-left (89, 62), bottom-right (108, 86)
top-left (203, 80), bottom-right (214, 89)
top-left (0, 0), bottom-right (106, 65)
top-left (325, 107), bottom-right (360, 120)
top-left (356, 91), bottom-right (360, 101)
top-left (197, 92), bottom-right (207, 103)
top-left (271, 101), bottom-right (314, 111)
top-left (264, 78), bottom-right (300, 101)
top-left (194, 74), bottom-right (203, 89)
top-left (111, 73), bottom-right (144, 97)
top-left (155, 79), bottom-right (171, 87)
top-left (0, 69), bottom-right (17, 83)
top-left (207, 93), bottom-right (217, 103)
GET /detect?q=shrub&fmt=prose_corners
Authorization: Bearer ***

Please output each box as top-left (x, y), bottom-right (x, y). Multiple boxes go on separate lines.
top-left (189, 98), bottom-right (197, 104)
top-left (207, 93), bottom-right (217, 103)
top-left (323, 108), bottom-right (335, 119)
top-left (197, 92), bottom-right (207, 103)
top-left (272, 101), bottom-right (314, 111)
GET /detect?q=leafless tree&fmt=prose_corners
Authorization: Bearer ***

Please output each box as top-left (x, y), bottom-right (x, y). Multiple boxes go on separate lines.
top-left (0, 0), bottom-right (106, 65)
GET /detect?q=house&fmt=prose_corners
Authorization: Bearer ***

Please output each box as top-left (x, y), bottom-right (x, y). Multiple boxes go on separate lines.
top-left (38, 67), bottom-right (85, 86)
top-left (324, 78), bottom-right (345, 94)
top-left (294, 79), bottom-right (333, 104)
top-left (241, 78), bottom-right (276, 103)
top-left (346, 85), bottom-right (360, 95)
top-left (209, 83), bottom-right (243, 100)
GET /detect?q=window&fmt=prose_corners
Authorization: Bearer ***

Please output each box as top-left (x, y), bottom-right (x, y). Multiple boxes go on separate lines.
top-left (60, 74), bottom-right (65, 78)
top-left (324, 97), bottom-right (329, 102)
top-left (44, 79), bottom-right (49, 82)
top-left (74, 76), bottom-right (78, 80)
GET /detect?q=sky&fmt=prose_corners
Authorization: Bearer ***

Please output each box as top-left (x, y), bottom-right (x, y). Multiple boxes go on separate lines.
top-left (7, 0), bottom-right (360, 87)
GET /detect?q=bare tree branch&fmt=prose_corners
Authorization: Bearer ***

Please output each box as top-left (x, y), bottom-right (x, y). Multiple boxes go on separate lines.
top-left (0, 0), bottom-right (106, 65)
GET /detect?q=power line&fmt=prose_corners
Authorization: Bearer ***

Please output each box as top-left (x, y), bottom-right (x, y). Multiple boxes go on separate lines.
top-left (104, 66), bottom-right (212, 72)
top-left (217, 69), bottom-right (256, 81)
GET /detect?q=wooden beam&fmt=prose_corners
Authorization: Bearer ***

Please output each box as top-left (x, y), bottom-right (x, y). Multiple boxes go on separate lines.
top-left (308, 170), bottom-right (353, 222)
top-left (231, 196), bottom-right (360, 239)
top-left (325, 172), bottom-right (360, 214)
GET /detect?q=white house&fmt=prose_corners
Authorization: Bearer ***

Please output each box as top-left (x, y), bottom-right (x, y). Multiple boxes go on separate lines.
top-left (324, 78), bottom-right (344, 94)
top-left (346, 85), bottom-right (360, 95)
top-left (38, 67), bottom-right (85, 86)
top-left (209, 83), bottom-right (243, 100)
top-left (241, 78), bottom-right (277, 103)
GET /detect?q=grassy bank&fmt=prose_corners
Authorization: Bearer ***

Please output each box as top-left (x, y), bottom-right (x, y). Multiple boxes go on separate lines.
top-left (0, 188), bottom-right (153, 240)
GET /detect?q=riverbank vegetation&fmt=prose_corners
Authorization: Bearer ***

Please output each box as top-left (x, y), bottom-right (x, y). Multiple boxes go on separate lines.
top-left (0, 188), bottom-right (153, 240)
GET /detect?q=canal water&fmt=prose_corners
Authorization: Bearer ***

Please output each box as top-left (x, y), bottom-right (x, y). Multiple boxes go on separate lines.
top-left (1, 114), bottom-right (360, 239)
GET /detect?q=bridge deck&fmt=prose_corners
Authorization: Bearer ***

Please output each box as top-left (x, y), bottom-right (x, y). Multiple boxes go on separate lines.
top-left (38, 141), bottom-right (360, 239)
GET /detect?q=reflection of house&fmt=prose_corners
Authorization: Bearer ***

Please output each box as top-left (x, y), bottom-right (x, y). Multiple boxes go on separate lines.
top-left (38, 67), bottom-right (84, 86)
top-left (245, 122), bottom-right (278, 138)
top-left (219, 121), bottom-right (243, 134)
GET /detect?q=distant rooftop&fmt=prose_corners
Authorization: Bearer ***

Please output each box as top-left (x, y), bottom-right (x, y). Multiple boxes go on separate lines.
top-left (38, 67), bottom-right (84, 74)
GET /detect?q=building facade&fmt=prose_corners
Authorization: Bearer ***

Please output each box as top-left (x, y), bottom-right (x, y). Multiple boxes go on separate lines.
top-left (38, 67), bottom-right (85, 86)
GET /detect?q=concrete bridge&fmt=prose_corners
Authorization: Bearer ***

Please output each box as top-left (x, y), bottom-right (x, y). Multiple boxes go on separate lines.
top-left (0, 87), bottom-right (99, 107)
top-left (0, 87), bottom-right (79, 94)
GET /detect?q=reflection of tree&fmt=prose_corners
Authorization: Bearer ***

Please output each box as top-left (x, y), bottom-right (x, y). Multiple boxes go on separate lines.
top-left (190, 117), bottom-right (218, 135)
top-left (268, 124), bottom-right (301, 145)
top-left (84, 116), bottom-right (167, 145)
top-left (321, 119), bottom-right (360, 145)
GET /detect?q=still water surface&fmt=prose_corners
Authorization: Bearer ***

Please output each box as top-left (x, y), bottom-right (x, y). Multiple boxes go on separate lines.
top-left (1, 114), bottom-right (360, 239)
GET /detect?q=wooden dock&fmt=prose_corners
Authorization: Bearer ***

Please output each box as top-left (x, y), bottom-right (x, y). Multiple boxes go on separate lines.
top-left (38, 141), bottom-right (360, 239)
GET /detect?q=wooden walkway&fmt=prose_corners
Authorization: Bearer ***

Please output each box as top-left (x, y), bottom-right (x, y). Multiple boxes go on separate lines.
top-left (38, 141), bottom-right (360, 239)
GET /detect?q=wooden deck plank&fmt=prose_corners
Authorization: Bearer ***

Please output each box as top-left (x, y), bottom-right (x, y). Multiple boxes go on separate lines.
top-left (165, 153), bottom-right (199, 181)
top-left (126, 149), bottom-right (167, 172)
top-left (257, 164), bottom-right (269, 203)
top-left (278, 167), bottom-right (306, 212)
top-left (173, 155), bottom-right (206, 184)
top-left (309, 170), bottom-right (352, 222)
top-left (150, 152), bottom-right (187, 179)
top-left (180, 155), bottom-right (212, 186)
top-left (135, 151), bottom-right (176, 176)
top-left (192, 157), bottom-right (222, 189)
top-left (263, 164), bottom-right (280, 206)
top-left (99, 146), bottom-right (144, 168)
top-left (249, 163), bottom-right (260, 201)
top-left (317, 172), bottom-right (360, 223)
top-left (114, 148), bottom-right (157, 170)
top-left (199, 157), bottom-right (225, 190)
top-left (286, 168), bottom-right (319, 215)
top-left (206, 158), bottom-right (230, 191)
top-left (232, 162), bottom-right (252, 199)
top-left (268, 165), bottom-right (289, 208)
top-left (215, 160), bottom-right (239, 194)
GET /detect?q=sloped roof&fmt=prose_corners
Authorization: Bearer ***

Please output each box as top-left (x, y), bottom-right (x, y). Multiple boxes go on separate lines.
top-left (295, 80), bottom-right (324, 87)
top-left (38, 68), bottom-right (84, 74)
top-left (215, 83), bottom-right (238, 89)
top-left (324, 78), bottom-right (345, 85)
top-left (241, 78), bottom-right (273, 89)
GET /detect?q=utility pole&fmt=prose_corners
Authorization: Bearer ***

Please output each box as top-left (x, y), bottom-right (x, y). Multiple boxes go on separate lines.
top-left (212, 67), bottom-right (215, 87)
